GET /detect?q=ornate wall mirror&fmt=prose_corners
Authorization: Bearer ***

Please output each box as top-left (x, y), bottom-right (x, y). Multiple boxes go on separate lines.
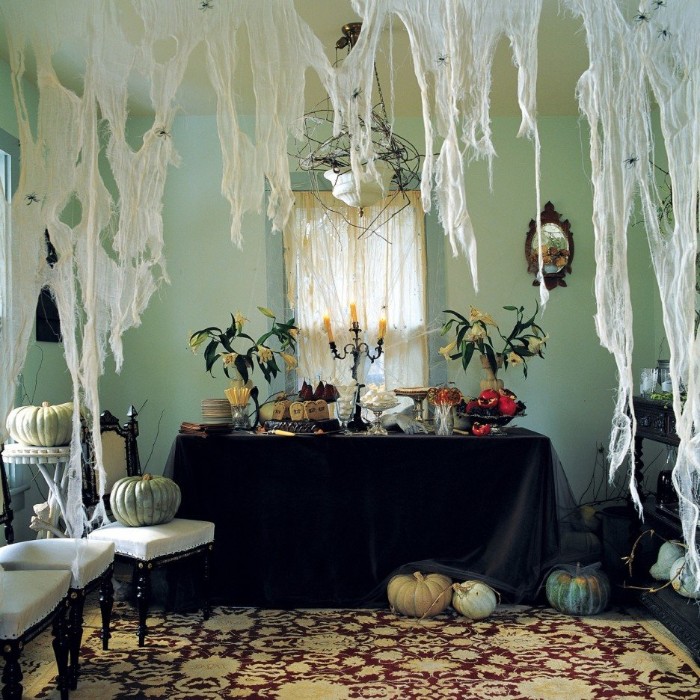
top-left (525, 201), bottom-right (574, 290)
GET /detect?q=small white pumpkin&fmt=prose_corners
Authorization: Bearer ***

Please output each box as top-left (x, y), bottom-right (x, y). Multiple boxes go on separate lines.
top-left (452, 580), bottom-right (499, 620)
top-left (669, 556), bottom-right (700, 599)
top-left (6, 401), bottom-right (73, 446)
top-left (649, 541), bottom-right (685, 581)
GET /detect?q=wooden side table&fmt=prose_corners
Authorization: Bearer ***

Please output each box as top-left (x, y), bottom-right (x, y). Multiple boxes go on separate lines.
top-left (0, 443), bottom-right (71, 538)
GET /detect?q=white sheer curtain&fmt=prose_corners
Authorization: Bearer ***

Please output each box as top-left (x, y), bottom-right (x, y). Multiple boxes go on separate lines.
top-left (284, 191), bottom-right (427, 389)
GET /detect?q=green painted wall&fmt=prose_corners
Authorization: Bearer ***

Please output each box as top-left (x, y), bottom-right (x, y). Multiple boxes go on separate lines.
top-left (1, 57), bottom-right (667, 538)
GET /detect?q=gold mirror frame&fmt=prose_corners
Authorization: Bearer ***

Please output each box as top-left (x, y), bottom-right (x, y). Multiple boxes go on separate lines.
top-left (525, 201), bottom-right (574, 290)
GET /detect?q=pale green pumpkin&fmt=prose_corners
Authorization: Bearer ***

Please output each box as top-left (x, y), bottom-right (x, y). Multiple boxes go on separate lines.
top-left (6, 401), bottom-right (73, 446)
top-left (452, 580), bottom-right (499, 620)
top-left (545, 562), bottom-right (610, 616)
top-left (649, 541), bottom-right (685, 581)
top-left (387, 571), bottom-right (452, 618)
top-left (110, 474), bottom-right (181, 527)
top-left (669, 556), bottom-right (700, 599)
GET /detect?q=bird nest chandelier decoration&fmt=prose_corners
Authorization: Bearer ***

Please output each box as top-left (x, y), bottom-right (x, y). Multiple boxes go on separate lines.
top-left (291, 22), bottom-right (422, 237)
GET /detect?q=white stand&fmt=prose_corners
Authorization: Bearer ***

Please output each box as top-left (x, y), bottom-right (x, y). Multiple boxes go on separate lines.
top-left (1, 444), bottom-right (72, 538)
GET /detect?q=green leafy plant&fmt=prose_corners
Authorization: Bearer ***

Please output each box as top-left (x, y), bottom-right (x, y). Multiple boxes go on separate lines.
top-left (189, 307), bottom-right (298, 384)
top-left (439, 303), bottom-right (547, 378)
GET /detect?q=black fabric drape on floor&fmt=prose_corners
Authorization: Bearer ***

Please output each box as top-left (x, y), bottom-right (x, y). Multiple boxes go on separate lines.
top-left (166, 428), bottom-right (596, 608)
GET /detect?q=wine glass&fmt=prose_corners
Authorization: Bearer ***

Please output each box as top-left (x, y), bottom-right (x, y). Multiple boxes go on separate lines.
top-left (335, 383), bottom-right (358, 434)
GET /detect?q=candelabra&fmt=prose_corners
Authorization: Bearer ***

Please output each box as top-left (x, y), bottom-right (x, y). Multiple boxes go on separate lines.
top-left (328, 322), bottom-right (384, 430)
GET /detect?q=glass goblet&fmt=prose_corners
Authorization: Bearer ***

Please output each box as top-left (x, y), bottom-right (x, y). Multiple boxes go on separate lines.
top-left (335, 383), bottom-right (358, 434)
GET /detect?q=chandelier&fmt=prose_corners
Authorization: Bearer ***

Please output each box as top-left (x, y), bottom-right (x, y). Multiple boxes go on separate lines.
top-left (292, 22), bottom-right (421, 235)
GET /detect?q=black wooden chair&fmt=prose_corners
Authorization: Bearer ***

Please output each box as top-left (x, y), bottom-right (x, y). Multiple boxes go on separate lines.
top-left (85, 407), bottom-right (215, 646)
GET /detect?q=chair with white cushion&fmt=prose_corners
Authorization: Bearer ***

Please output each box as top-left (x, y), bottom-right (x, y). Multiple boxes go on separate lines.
top-left (0, 452), bottom-right (115, 691)
top-left (0, 456), bottom-right (72, 700)
top-left (0, 568), bottom-right (72, 700)
top-left (85, 407), bottom-right (214, 646)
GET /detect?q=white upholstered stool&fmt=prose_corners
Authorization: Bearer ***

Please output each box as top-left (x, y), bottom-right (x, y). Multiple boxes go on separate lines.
top-left (0, 568), bottom-right (72, 700)
top-left (0, 538), bottom-right (115, 689)
top-left (87, 518), bottom-right (214, 646)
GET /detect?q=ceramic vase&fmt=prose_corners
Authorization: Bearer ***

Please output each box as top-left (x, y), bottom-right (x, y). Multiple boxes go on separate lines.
top-left (479, 354), bottom-right (504, 392)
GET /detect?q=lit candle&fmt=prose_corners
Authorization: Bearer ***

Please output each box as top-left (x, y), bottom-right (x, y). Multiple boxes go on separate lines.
top-left (323, 313), bottom-right (334, 343)
top-left (378, 316), bottom-right (387, 340)
top-left (350, 302), bottom-right (358, 324)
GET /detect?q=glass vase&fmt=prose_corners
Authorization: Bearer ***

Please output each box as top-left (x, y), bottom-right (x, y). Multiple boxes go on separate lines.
top-left (433, 404), bottom-right (454, 436)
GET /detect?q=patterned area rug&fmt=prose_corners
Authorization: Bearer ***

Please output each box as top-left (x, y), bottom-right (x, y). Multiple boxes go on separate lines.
top-left (20, 600), bottom-right (699, 699)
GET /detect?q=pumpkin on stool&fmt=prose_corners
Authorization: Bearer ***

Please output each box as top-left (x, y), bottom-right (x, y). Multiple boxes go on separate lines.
top-left (110, 474), bottom-right (181, 527)
top-left (545, 562), bottom-right (611, 616)
top-left (387, 571), bottom-right (452, 618)
top-left (5, 401), bottom-right (74, 446)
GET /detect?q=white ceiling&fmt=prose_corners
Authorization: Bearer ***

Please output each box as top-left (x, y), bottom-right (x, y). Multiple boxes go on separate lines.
top-left (0, 0), bottom-right (594, 118)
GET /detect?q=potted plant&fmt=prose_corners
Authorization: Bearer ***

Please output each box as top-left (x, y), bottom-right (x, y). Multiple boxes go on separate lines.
top-left (439, 303), bottom-right (547, 390)
top-left (189, 307), bottom-right (298, 385)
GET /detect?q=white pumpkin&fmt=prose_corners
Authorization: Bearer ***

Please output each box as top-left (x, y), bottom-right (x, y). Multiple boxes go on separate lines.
top-left (6, 401), bottom-right (73, 446)
top-left (669, 556), bottom-right (700, 599)
top-left (452, 580), bottom-right (498, 620)
top-left (649, 541), bottom-right (685, 581)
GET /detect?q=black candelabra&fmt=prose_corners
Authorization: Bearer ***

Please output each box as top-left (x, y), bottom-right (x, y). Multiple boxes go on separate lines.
top-left (328, 321), bottom-right (384, 430)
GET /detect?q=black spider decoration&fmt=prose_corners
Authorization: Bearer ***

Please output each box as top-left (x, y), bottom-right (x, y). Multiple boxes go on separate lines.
top-left (156, 126), bottom-right (170, 138)
top-left (634, 12), bottom-right (650, 23)
top-left (25, 192), bottom-right (39, 205)
top-left (652, 1), bottom-right (666, 8)
top-left (199, 0), bottom-right (213, 10)
top-left (351, 87), bottom-right (362, 100)
top-left (658, 27), bottom-right (671, 39)
top-left (624, 156), bottom-right (639, 168)
top-left (436, 54), bottom-right (448, 67)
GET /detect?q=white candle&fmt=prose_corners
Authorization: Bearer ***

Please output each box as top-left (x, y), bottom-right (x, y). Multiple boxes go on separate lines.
top-left (350, 302), bottom-right (358, 324)
top-left (378, 316), bottom-right (386, 340)
top-left (323, 313), bottom-right (334, 342)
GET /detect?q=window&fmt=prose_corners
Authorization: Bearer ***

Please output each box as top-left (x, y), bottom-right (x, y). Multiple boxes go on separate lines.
top-left (284, 190), bottom-right (428, 389)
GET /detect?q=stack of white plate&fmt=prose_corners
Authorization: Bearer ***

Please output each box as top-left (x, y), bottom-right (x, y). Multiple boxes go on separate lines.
top-left (201, 398), bottom-right (232, 425)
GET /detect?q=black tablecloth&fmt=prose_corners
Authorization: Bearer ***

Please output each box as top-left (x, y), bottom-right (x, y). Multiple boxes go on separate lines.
top-left (166, 428), bottom-right (591, 608)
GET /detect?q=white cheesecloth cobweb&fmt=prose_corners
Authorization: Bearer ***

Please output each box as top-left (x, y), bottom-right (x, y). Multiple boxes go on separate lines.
top-left (0, 0), bottom-right (697, 592)
top-left (565, 0), bottom-right (699, 582)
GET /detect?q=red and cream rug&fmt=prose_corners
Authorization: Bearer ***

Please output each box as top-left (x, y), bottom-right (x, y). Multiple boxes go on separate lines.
top-left (21, 601), bottom-right (700, 699)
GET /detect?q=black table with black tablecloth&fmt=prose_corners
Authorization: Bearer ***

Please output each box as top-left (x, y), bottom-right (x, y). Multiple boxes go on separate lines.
top-left (165, 428), bottom-right (591, 608)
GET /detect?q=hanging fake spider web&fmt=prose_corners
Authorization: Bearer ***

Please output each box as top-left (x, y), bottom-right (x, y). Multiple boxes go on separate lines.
top-left (0, 0), bottom-right (697, 593)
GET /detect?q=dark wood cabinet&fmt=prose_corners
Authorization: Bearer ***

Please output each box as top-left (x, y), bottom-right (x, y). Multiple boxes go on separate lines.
top-left (632, 397), bottom-right (700, 664)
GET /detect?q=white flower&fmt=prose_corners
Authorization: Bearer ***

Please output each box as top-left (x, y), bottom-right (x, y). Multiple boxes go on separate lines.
top-left (507, 351), bottom-right (524, 365)
top-left (465, 325), bottom-right (487, 342)
top-left (469, 306), bottom-right (497, 326)
top-left (222, 352), bottom-right (238, 366)
top-left (527, 335), bottom-right (548, 354)
top-left (257, 345), bottom-right (273, 363)
top-left (280, 352), bottom-right (297, 369)
top-left (439, 339), bottom-right (457, 358)
top-left (234, 312), bottom-right (248, 332)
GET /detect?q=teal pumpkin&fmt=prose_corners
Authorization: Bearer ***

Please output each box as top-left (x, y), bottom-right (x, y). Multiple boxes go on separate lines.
top-left (110, 474), bottom-right (181, 527)
top-left (545, 563), bottom-right (610, 616)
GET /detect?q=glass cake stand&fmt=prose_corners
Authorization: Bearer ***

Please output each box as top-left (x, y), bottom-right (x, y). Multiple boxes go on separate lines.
top-left (359, 400), bottom-right (399, 435)
top-left (394, 387), bottom-right (430, 423)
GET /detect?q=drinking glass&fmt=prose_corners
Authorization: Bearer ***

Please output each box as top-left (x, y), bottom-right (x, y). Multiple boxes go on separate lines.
top-left (335, 383), bottom-right (358, 434)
